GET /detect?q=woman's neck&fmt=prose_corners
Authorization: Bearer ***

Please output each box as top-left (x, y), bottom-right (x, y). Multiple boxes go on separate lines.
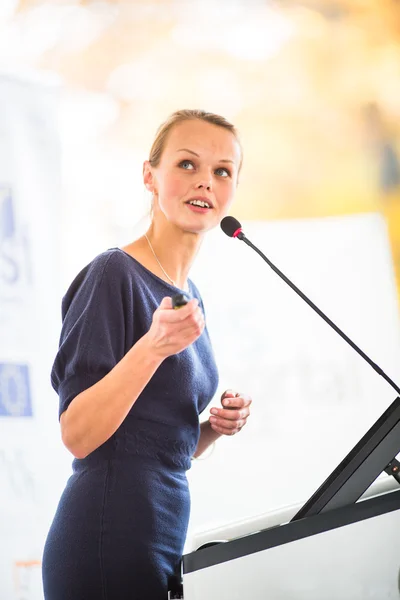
top-left (120, 228), bottom-right (203, 293)
top-left (144, 226), bottom-right (203, 291)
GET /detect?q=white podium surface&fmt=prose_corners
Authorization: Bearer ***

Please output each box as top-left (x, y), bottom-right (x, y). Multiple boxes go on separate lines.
top-left (183, 495), bottom-right (400, 599)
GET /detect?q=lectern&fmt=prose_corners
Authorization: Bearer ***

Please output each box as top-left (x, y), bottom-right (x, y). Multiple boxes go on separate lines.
top-left (169, 396), bottom-right (400, 599)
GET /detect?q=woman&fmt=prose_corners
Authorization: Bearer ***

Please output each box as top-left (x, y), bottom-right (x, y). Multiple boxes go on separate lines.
top-left (42, 109), bottom-right (252, 600)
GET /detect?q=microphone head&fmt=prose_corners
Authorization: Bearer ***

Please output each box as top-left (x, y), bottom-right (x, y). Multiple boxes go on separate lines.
top-left (220, 216), bottom-right (243, 238)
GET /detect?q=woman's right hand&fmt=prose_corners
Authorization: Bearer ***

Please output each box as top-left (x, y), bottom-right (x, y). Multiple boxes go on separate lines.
top-left (146, 296), bottom-right (205, 359)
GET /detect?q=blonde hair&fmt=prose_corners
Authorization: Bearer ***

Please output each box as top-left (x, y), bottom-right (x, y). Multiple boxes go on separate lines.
top-left (148, 109), bottom-right (243, 173)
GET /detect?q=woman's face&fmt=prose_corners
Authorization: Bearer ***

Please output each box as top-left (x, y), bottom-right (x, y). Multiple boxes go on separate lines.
top-left (144, 119), bottom-right (241, 234)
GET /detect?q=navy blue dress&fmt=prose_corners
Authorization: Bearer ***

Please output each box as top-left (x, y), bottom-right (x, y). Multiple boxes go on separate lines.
top-left (42, 248), bottom-right (219, 600)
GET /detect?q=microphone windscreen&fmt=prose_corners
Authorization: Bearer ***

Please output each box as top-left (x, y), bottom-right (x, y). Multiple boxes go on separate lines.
top-left (220, 216), bottom-right (242, 237)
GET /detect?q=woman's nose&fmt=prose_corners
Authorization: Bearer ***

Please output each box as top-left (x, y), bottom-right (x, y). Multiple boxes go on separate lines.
top-left (195, 173), bottom-right (212, 191)
top-left (196, 181), bottom-right (211, 191)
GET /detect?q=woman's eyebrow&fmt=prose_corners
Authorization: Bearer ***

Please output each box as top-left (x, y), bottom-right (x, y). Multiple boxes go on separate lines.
top-left (176, 148), bottom-right (234, 164)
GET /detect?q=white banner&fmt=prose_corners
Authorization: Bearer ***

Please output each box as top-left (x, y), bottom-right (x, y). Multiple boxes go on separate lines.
top-left (0, 74), bottom-right (65, 600)
top-left (186, 213), bottom-right (400, 547)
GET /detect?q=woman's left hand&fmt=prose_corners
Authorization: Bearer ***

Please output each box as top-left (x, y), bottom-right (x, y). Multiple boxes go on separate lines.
top-left (209, 389), bottom-right (252, 436)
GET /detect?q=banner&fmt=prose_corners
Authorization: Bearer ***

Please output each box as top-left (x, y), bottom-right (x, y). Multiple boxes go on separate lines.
top-left (0, 74), bottom-right (65, 600)
top-left (187, 213), bottom-right (400, 542)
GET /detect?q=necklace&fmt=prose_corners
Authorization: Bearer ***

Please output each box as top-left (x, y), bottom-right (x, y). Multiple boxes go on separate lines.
top-left (144, 233), bottom-right (178, 288)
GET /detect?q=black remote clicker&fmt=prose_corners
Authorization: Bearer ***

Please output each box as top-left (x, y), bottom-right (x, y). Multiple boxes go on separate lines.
top-left (171, 293), bottom-right (190, 310)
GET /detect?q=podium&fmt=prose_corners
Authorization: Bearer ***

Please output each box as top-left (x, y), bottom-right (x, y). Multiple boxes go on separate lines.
top-left (182, 484), bottom-right (400, 599)
top-left (170, 396), bottom-right (400, 599)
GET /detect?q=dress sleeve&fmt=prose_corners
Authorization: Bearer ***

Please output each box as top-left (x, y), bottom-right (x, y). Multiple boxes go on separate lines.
top-left (51, 252), bottom-right (131, 419)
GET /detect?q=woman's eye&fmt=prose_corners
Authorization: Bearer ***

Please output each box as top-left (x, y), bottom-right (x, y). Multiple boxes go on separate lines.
top-left (179, 160), bottom-right (194, 170)
top-left (215, 167), bottom-right (230, 177)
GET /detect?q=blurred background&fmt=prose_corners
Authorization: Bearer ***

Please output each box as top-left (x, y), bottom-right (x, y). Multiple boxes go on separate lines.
top-left (1, 0), bottom-right (400, 597)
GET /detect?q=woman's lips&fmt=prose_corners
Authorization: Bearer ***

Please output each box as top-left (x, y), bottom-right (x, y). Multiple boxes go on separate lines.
top-left (186, 203), bottom-right (213, 214)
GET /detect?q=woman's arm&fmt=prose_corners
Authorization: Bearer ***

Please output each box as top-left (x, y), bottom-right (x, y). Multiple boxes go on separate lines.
top-left (193, 420), bottom-right (222, 458)
top-left (60, 296), bottom-right (204, 459)
top-left (60, 334), bottom-right (162, 459)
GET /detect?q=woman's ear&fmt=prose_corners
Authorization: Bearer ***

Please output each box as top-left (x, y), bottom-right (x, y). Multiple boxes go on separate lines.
top-left (143, 160), bottom-right (155, 193)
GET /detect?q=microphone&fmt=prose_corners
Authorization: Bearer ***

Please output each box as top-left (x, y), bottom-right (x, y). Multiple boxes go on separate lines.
top-left (220, 216), bottom-right (400, 396)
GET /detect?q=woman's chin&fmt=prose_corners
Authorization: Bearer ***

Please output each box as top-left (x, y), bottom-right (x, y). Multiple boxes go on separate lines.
top-left (182, 223), bottom-right (216, 235)
top-left (177, 214), bottom-right (220, 235)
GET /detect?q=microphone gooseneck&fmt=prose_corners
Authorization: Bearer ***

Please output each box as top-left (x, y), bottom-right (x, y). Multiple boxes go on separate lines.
top-left (220, 216), bottom-right (400, 396)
